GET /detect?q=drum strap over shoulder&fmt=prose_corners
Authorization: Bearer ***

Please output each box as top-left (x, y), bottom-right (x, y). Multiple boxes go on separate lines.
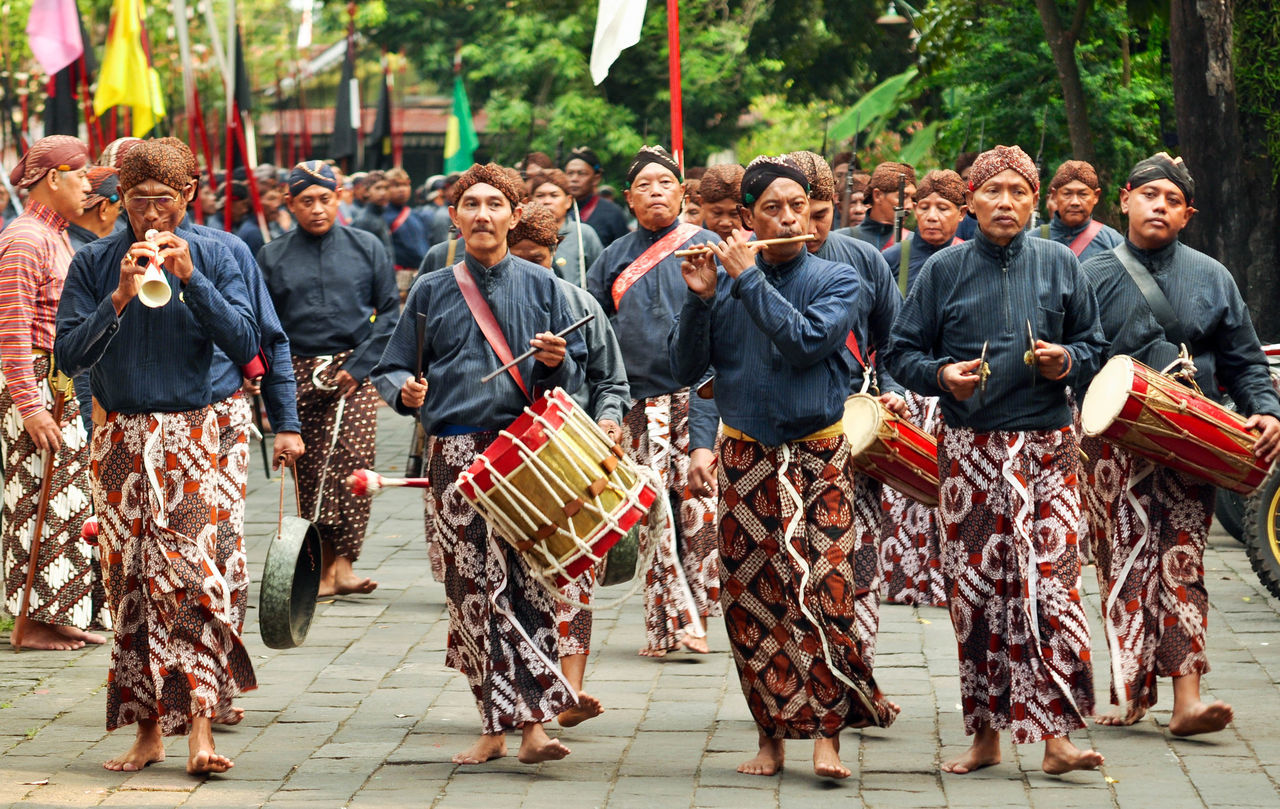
top-left (1068, 220), bottom-right (1104, 257)
top-left (1114, 243), bottom-right (1188, 348)
top-left (452, 262), bottom-right (532, 401)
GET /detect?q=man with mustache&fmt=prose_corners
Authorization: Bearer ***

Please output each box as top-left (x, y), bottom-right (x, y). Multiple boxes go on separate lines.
top-left (586, 145), bottom-right (722, 658)
top-left (1033, 160), bottom-right (1122, 261)
top-left (1081, 152), bottom-right (1280, 735)
top-left (888, 145), bottom-right (1107, 776)
top-left (671, 154), bottom-right (899, 780)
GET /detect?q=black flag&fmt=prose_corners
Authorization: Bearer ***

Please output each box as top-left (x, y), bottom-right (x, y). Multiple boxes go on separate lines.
top-left (363, 63), bottom-right (392, 170)
top-left (330, 23), bottom-right (358, 165)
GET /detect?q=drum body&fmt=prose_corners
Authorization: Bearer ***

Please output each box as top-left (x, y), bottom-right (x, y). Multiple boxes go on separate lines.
top-left (456, 388), bottom-right (658, 587)
top-left (843, 393), bottom-right (940, 507)
top-left (1080, 355), bottom-right (1269, 495)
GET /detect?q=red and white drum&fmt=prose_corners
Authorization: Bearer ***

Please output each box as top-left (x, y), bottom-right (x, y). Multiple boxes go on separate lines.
top-left (456, 389), bottom-right (658, 587)
top-left (1081, 355), bottom-right (1270, 495)
top-left (843, 393), bottom-right (940, 507)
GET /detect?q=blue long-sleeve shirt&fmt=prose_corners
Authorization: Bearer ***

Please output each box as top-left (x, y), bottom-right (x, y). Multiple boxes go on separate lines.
top-left (669, 249), bottom-right (860, 446)
top-left (887, 229), bottom-right (1107, 433)
top-left (557, 279), bottom-right (630, 424)
top-left (1082, 239), bottom-right (1280, 419)
top-left (181, 223), bottom-right (301, 434)
top-left (816, 231), bottom-right (903, 397)
top-left (371, 251), bottom-right (587, 435)
top-left (55, 225), bottom-right (260, 414)
top-left (573, 194), bottom-right (630, 248)
top-left (882, 231), bottom-right (962, 296)
top-left (587, 220), bottom-right (719, 400)
top-left (1034, 214), bottom-right (1123, 262)
top-left (383, 203), bottom-right (431, 270)
top-left (257, 224), bottom-right (400, 383)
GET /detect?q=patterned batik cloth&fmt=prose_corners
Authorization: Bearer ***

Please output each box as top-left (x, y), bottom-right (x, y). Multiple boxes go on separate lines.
top-left (556, 569), bottom-right (594, 657)
top-left (427, 431), bottom-right (577, 733)
top-left (937, 425), bottom-right (1094, 743)
top-left (211, 393), bottom-right (252, 724)
top-left (91, 408), bottom-right (256, 735)
top-left (420, 437), bottom-right (448, 583)
top-left (1085, 443), bottom-right (1214, 713)
top-left (292, 352), bottom-right (378, 561)
top-left (880, 392), bottom-right (948, 608)
top-left (718, 434), bottom-right (897, 739)
top-left (1, 358), bottom-right (96, 628)
top-left (621, 391), bottom-right (720, 652)
top-left (851, 473), bottom-right (883, 670)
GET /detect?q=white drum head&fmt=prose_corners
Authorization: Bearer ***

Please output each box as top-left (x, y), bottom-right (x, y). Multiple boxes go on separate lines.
top-left (843, 394), bottom-right (883, 456)
top-left (1081, 355), bottom-right (1136, 436)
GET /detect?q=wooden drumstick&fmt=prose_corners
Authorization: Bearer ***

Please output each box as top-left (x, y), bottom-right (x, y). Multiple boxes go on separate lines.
top-left (345, 469), bottom-right (431, 496)
top-left (674, 234), bottom-right (815, 258)
top-left (480, 314), bottom-right (594, 384)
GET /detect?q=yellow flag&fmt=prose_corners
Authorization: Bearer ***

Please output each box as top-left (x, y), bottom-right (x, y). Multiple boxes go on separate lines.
top-left (93, 0), bottom-right (165, 135)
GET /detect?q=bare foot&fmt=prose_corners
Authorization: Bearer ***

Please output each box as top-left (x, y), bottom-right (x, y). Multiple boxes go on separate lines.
top-left (53, 624), bottom-right (107, 645)
top-left (187, 749), bottom-right (233, 775)
top-left (557, 692), bottom-right (604, 728)
top-left (452, 733), bottom-right (507, 765)
top-left (679, 634), bottom-right (710, 654)
top-left (214, 705), bottom-right (245, 726)
top-left (813, 736), bottom-right (850, 779)
top-left (1094, 704), bottom-right (1147, 727)
top-left (941, 726), bottom-right (1001, 774)
top-left (1042, 736), bottom-right (1104, 774)
top-left (638, 646), bottom-right (669, 658)
top-left (518, 723), bottom-right (571, 763)
top-left (1169, 700), bottom-right (1233, 737)
top-left (11, 617), bottom-right (86, 651)
top-left (104, 722), bottom-right (165, 772)
top-left (738, 735), bottom-right (784, 776)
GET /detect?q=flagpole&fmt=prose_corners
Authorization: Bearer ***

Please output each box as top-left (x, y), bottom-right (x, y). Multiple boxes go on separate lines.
top-left (666, 0), bottom-right (684, 176)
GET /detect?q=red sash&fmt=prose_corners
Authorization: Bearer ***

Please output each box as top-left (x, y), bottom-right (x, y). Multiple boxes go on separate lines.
top-left (951, 236), bottom-right (964, 246)
top-left (845, 332), bottom-right (865, 366)
top-left (611, 222), bottom-right (701, 311)
top-left (389, 205), bottom-right (412, 233)
top-left (579, 194), bottom-right (600, 222)
top-left (1068, 220), bottom-right (1104, 257)
top-left (884, 227), bottom-right (912, 249)
top-left (452, 262), bottom-right (531, 400)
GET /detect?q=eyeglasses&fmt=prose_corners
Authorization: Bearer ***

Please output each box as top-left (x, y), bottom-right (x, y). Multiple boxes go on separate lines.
top-left (124, 195), bottom-right (182, 214)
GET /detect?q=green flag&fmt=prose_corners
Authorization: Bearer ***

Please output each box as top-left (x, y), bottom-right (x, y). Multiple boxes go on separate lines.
top-left (444, 74), bottom-right (478, 173)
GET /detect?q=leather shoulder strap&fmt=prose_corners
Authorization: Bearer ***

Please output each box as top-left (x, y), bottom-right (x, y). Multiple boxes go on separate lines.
top-left (1113, 244), bottom-right (1188, 348)
top-left (897, 238), bottom-right (911, 297)
top-left (1068, 220), bottom-right (1105, 257)
top-left (1039, 223), bottom-right (1050, 239)
top-left (452, 262), bottom-right (530, 400)
top-left (390, 206), bottom-right (412, 233)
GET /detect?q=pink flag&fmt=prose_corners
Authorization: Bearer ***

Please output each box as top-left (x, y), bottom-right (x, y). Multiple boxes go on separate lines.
top-left (26, 0), bottom-right (84, 76)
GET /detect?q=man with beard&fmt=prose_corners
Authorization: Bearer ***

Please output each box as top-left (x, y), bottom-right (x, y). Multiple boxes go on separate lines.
top-left (848, 162), bottom-right (916, 250)
top-left (0, 136), bottom-right (100, 652)
top-left (888, 145), bottom-right (1106, 776)
top-left (586, 145), bottom-right (722, 658)
top-left (258, 161), bottom-right (399, 597)
top-left (530, 168), bottom-right (603, 286)
top-left (565, 146), bottom-right (629, 247)
top-left (1082, 153), bottom-right (1280, 735)
top-left (696, 163), bottom-right (745, 242)
top-left (1034, 160), bottom-right (1122, 262)
top-left (372, 163), bottom-right (586, 765)
top-left (671, 154), bottom-right (899, 780)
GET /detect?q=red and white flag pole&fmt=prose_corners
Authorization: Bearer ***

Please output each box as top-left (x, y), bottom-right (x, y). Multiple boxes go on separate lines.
top-left (666, 0), bottom-right (684, 177)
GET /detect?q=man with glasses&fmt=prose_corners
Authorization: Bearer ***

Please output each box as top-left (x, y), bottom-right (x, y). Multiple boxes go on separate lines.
top-left (0, 136), bottom-right (102, 653)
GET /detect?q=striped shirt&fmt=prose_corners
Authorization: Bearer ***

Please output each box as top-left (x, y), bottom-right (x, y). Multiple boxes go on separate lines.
top-left (0, 201), bottom-right (73, 419)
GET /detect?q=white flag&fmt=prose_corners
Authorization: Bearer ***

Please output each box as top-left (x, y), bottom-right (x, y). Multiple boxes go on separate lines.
top-left (297, 5), bottom-right (313, 50)
top-left (590, 0), bottom-right (646, 86)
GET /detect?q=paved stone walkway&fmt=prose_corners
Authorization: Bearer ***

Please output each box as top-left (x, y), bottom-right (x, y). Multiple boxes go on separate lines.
top-left (3, 409), bottom-right (1280, 808)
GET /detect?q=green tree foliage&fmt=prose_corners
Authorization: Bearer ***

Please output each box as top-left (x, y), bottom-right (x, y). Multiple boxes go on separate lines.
top-left (1235, 2), bottom-right (1280, 184)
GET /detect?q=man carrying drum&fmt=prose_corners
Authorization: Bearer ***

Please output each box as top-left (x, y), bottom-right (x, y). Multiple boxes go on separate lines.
top-left (888, 145), bottom-right (1107, 776)
top-left (1081, 152), bottom-right (1280, 734)
top-left (671, 154), bottom-right (899, 780)
top-left (371, 163), bottom-right (587, 765)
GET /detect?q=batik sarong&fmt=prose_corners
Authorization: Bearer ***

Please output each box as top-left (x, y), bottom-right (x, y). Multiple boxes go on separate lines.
top-left (718, 433), bottom-right (897, 739)
top-left (1086, 443), bottom-right (1213, 713)
top-left (880, 392), bottom-right (947, 607)
top-left (292, 351), bottom-right (378, 561)
top-left (938, 424), bottom-right (1094, 743)
top-left (91, 407), bottom-right (256, 735)
top-left (852, 473), bottom-right (883, 669)
top-left (427, 431), bottom-right (577, 733)
top-left (621, 391), bottom-right (720, 652)
top-left (1, 357), bottom-right (95, 628)
top-left (211, 392), bottom-right (252, 723)
top-left (556, 569), bottom-right (594, 657)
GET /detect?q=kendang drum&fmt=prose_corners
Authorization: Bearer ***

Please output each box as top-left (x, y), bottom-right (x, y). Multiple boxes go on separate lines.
top-left (1081, 355), bottom-right (1269, 495)
top-left (843, 393), bottom-right (940, 507)
top-left (456, 388), bottom-right (658, 587)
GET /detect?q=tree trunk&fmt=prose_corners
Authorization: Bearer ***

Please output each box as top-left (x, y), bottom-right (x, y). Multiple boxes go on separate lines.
top-left (1033, 0), bottom-right (1096, 163)
top-left (1169, 0), bottom-right (1280, 339)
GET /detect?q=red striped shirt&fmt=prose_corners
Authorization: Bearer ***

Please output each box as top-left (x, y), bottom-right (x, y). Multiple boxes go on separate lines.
top-left (0, 201), bottom-right (73, 419)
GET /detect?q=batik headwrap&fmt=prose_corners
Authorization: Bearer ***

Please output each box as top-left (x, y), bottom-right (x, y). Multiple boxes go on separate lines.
top-left (741, 155), bottom-right (809, 206)
top-left (869, 161), bottom-right (918, 194)
top-left (626, 146), bottom-right (681, 187)
top-left (154, 137), bottom-right (199, 179)
top-left (289, 161), bottom-right (339, 196)
top-left (98, 137), bottom-right (143, 170)
top-left (568, 146), bottom-right (602, 172)
top-left (699, 163), bottom-right (744, 205)
top-left (531, 169), bottom-right (571, 197)
top-left (967, 145), bottom-right (1039, 193)
top-left (1126, 152), bottom-right (1194, 203)
top-left (84, 167), bottom-right (120, 209)
top-left (8, 135), bottom-right (89, 189)
top-left (916, 170), bottom-right (966, 207)
top-left (117, 140), bottom-right (193, 194)
top-left (788, 150), bottom-right (835, 201)
top-left (507, 202), bottom-right (560, 249)
top-left (448, 163), bottom-right (524, 208)
top-left (1049, 160), bottom-right (1099, 194)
